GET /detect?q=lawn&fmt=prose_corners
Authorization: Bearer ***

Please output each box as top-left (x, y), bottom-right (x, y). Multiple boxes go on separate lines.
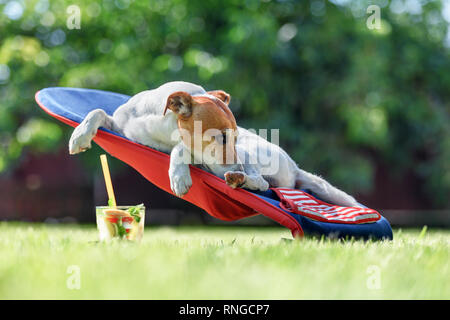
top-left (0, 222), bottom-right (448, 299)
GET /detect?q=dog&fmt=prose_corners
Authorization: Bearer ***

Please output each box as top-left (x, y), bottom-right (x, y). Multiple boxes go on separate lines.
top-left (69, 81), bottom-right (360, 207)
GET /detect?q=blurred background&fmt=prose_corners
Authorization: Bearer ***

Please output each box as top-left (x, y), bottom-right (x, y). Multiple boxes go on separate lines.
top-left (0, 0), bottom-right (449, 227)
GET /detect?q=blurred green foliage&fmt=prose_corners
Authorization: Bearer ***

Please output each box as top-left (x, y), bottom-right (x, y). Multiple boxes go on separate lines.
top-left (0, 0), bottom-right (449, 207)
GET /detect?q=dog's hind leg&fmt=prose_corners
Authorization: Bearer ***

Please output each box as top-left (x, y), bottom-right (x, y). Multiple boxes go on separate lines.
top-left (69, 109), bottom-right (115, 154)
top-left (295, 168), bottom-right (360, 207)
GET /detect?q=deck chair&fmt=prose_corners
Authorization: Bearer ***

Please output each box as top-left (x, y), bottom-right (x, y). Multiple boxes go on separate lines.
top-left (35, 87), bottom-right (393, 240)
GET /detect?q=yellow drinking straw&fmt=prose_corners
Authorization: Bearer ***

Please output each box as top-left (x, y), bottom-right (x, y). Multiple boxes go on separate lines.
top-left (100, 154), bottom-right (117, 207)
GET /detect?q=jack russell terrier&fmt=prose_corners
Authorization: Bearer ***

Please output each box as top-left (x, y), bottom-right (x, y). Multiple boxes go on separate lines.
top-left (69, 81), bottom-right (360, 207)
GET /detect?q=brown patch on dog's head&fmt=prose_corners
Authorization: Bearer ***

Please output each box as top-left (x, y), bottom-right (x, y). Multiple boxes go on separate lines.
top-left (164, 91), bottom-right (238, 165)
top-left (163, 91), bottom-right (193, 118)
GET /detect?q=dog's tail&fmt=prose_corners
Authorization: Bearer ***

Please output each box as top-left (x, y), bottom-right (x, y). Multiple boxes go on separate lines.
top-left (294, 168), bottom-right (361, 207)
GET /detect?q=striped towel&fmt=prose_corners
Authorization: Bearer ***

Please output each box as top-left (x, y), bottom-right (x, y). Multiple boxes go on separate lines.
top-left (272, 188), bottom-right (381, 224)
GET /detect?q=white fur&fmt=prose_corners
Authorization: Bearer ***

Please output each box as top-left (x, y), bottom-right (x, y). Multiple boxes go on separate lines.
top-left (69, 81), bottom-right (360, 206)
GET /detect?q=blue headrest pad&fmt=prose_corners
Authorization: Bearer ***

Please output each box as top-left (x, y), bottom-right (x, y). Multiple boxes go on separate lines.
top-left (37, 87), bottom-right (130, 124)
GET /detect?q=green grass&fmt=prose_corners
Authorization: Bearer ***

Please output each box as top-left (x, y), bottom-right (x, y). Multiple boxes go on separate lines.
top-left (0, 222), bottom-right (448, 299)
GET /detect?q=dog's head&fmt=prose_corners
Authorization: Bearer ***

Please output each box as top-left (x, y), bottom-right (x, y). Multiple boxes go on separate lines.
top-left (164, 90), bottom-right (241, 174)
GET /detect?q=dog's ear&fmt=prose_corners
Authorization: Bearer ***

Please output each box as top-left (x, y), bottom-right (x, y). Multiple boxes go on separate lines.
top-left (164, 91), bottom-right (193, 118)
top-left (207, 90), bottom-right (231, 106)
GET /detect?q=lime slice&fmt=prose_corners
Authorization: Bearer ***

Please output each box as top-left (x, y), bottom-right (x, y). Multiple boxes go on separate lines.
top-left (127, 220), bottom-right (140, 241)
top-left (103, 216), bottom-right (117, 238)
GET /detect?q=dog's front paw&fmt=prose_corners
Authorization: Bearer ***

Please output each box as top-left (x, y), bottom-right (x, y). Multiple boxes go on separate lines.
top-left (170, 172), bottom-right (192, 197)
top-left (68, 126), bottom-right (95, 155)
top-left (225, 171), bottom-right (246, 189)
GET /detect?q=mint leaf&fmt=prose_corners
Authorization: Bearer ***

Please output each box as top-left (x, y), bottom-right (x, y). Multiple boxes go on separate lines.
top-left (117, 219), bottom-right (127, 238)
top-left (108, 198), bottom-right (114, 207)
top-left (127, 204), bottom-right (144, 223)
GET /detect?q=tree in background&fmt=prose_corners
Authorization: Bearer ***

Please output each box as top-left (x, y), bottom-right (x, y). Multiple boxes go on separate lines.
top-left (0, 0), bottom-right (449, 208)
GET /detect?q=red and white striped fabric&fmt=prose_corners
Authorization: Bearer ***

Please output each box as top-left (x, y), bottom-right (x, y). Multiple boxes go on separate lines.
top-left (272, 188), bottom-right (381, 224)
